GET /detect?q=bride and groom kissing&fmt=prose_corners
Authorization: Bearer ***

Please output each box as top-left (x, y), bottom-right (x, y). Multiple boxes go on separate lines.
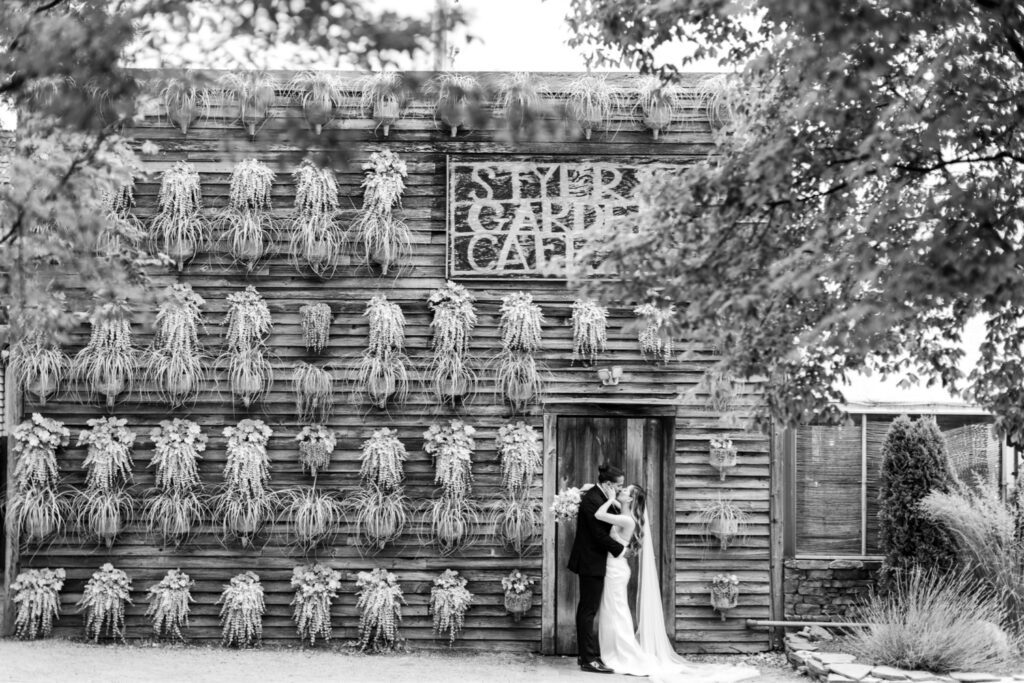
top-left (568, 463), bottom-right (758, 681)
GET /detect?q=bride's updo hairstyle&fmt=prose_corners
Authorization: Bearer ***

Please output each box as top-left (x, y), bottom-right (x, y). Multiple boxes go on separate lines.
top-left (597, 463), bottom-right (625, 483)
top-left (628, 485), bottom-right (648, 553)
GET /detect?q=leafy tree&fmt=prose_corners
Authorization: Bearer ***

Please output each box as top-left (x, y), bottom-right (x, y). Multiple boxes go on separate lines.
top-left (568, 0), bottom-right (1024, 439)
top-left (878, 415), bottom-right (956, 584)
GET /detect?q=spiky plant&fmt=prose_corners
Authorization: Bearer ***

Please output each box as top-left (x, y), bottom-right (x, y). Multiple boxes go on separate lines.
top-left (220, 72), bottom-right (277, 139)
top-left (218, 571), bottom-right (265, 648)
top-left (215, 158), bottom-right (277, 271)
top-left (7, 331), bottom-right (69, 406)
top-left (280, 486), bottom-right (346, 551)
top-left (356, 296), bottom-right (411, 408)
top-left (291, 563), bottom-right (342, 646)
top-left (497, 72), bottom-right (545, 133)
top-left (293, 362), bottom-right (334, 423)
top-left (300, 303), bottom-right (332, 353)
top-left (419, 494), bottom-right (481, 556)
top-left (161, 76), bottom-right (210, 135)
top-left (146, 569), bottom-right (194, 641)
top-left (289, 160), bottom-right (343, 277)
top-left (350, 150), bottom-right (410, 274)
top-left (427, 281), bottom-right (478, 404)
top-left (149, 161), bottom-right (208, 270)
top-left (358, 72), bottom-right (405, 136)
top-left (634, 75), bottom-right (680, 139)
top-left (71, 300), bottom-right (138, 407)
top-left (289, 72), bottom-right (344, 135)
top-left (634, 303), bottom-right (676, 363)
top-left (349, 483), bottom-right (410, 551)
top-left (490, 493), bottom-right (543, 555)
top-left (355, 568), bottom-right (405, 652)
top-left (295, 424), bottom-right (336, 477)
top-left (429, 569), bottom-right (473, 645)
top-left (566, 75), bottom-right (618, 140)
top-left (570, 299), bottom-right (609, 365)
top-left (98, 176), bottom-right (146, 253)
top-left (11, 567), bottom-right (66, 640)
top-left (147, 283), bottom-right (207, 406)
top-left (78, 563), bottom-right (132, 643)
top-left (212, 419), bottom-right (276, 545)
top-left (428, 73), bottom-right (483, 136)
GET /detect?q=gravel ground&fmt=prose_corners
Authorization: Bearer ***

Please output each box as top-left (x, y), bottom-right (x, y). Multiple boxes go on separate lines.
top-left (0, 639), bottom-right (805, 683)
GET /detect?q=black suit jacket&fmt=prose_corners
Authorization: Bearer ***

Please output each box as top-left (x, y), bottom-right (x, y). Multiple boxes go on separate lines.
top-left (567, 485), bottom-right (625, 576)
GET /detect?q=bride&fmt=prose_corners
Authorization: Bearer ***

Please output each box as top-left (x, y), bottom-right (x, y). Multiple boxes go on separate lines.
top-left (595, 485), bottom-right (759, 682)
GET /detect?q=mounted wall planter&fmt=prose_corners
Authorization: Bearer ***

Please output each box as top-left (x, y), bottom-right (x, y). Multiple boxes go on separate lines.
top-left (710, 574), bottom-right (740, 620)
top-left (709, 437), bottom-right (738, 481)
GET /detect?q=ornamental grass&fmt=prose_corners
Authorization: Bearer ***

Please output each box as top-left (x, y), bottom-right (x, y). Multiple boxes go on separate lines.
top-left (7, 330), bottom-right (69, 405)
top-left (349, 484), bottom-right (410, 551)
top-left (490, 493), bottom-right (543, 556)
top-left (98, 177), bottom-right (146, 252)
top-left (74, 417), bottom-right (136, 547)
top-left (279, 486), bottom-right (346, 551)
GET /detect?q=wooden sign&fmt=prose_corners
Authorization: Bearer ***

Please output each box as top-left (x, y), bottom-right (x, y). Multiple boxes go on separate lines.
top-left (447, 158), bottom-right (664, 278)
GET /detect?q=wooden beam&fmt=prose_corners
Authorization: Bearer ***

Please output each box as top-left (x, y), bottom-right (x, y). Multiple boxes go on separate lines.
top-left (768, 420), bottom-right (785, 650)
top-left (541, 413), bottom-right (557, 655)
top-left (2, 357), bottom-right (22, 636)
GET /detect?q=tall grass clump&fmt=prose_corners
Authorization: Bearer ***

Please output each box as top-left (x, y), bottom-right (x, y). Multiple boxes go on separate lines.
top-left (289, 160), bottom-right (343, 278)
top-left (220, 72), bottom-right (276, 140)
top-left (7, 326), bottom-right (69, 406)
top-left (161, 76), bottom-right (209, 135)
top-left (355, 295), bottom-right (411, 409)
top-left (358, 71), bottom-right (405, 136)
top-left (215, 158), bottom-right (277, 271)
top-left (349, 150), bottom-right (410, 275)
top-left (290, 71), bottom-right (344, 135)
top-left (146, 283), bottom-right (207, 407)
top-left (279, 485), bottom-right (346, 552)
top-left (566, 74), bottom-right (619, 140)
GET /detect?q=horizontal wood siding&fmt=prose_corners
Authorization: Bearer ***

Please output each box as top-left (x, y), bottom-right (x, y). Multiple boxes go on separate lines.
top-left (9, 71), bottom-right (770, 652)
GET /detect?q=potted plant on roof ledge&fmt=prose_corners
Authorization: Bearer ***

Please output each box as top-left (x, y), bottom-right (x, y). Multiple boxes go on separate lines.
top-left (358, 72), bottom-right (405, 136)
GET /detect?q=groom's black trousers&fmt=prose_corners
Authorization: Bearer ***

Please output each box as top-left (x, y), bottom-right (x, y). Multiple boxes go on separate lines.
top-left (576, 574), bottom-right (604, 662)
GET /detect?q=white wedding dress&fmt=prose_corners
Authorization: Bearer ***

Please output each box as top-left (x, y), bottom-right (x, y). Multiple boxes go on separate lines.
top-left (598, 510), bottom-right (759, 682)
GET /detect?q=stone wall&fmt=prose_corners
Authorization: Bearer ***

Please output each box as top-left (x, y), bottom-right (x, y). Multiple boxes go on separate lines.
top-left (783, 558), bottom-right (882, 621)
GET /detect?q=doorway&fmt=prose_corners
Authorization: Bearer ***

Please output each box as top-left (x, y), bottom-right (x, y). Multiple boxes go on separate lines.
top-left (542, 413), bottom-right (676, 656)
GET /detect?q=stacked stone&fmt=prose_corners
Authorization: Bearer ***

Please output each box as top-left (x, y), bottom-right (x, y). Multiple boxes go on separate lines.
top-left (784, 559), bottom-right (881, 621)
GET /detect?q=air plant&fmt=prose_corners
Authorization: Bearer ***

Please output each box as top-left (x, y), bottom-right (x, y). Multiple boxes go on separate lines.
top-left (356, 295), bottom-right (411, 408)
top-left (634, 75), bottom-right (681, 140)
top-left (11, 567), bottom-right (66, 640)
top-left (218, 571), bottom-right (265, 648)
top-left (358, 72), bottom-right (405, 136)
top-left (146, 569), bottom-right (194, 640)
top-left (98, 176), bottom-right (146, 253)
top-left (279, 486), bottom-right (346, 551)
top-left (427, 281), bottom-right (478, 404)
top-left (161, 76), bottom-right (209, 135)
top-left (143, 419), bottom-right (208, 546)
top-left (212, 419), bottom-right (276, 546)
top-left (7, 414), bottom-right (71, 545)
top-left (348, 428), bottom-right (409, 551)
top-left (289, 72), bottom-right (344, 135)
top-left (566, 75), bottom-right (618, 140)
top-left (7, 331), bottom-right (69, 406)
top-left (149, 161), bottom-right (209, 270)
top-left (215, 158), bottom-right (277, 271)
top-left (496, 72), bottom-right (546, 134)
top-left (634, 303), bottom-right (676, 363)
top-left (78, 563), bottom-right (132, 643)
top-left (355, 568), bottom-right (405, 652)
top-left (350, 150), bottom-right (410, 275)
top-left (570, 299), bottom-right (609, 365)
top-left (291, 564), bottom-right (342, 646)
top-left (289, 160), bottom-right (343, 277)
top-left (300, 303), bottom-right (332, 353)
top-left (220, 72), bottom-right (277, 139)
top-left (428, 73), bottom-right (483, 136)
top-left (74, 417), bottom-right (136, 547)
top-left (147, 283), bottom-right (207, 406)
top-left (293, 362), bottom-right (334, 423)
top-left (429, 569), bottom-right (473, 645)
top-left (222, 286), bottom-right (274, 406)
top-left (295, 424), bottom-right (336, 477)
top-left (494, 292), bottom-right (545, 411)
top-left (71, 300), bottom-right (138, 407)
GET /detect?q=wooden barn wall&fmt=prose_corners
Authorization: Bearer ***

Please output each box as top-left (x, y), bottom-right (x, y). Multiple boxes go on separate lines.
top-left (7, 71), bottom-right (771, 653)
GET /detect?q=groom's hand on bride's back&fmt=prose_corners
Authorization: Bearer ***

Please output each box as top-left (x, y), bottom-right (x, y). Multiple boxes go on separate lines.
top-left (623, 547), bottom-right (636, 559)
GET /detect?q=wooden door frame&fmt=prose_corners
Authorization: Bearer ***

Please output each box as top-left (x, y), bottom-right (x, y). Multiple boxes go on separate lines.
top-left (541, 409), bottom-right (677, 655)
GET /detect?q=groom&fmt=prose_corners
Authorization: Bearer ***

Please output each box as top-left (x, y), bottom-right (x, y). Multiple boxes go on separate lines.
top-left (568, 463), bottom-right (630, 674)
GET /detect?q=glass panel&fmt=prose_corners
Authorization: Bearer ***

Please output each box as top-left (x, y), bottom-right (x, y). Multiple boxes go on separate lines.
top-left (795, 424), bottom-right (863, 554)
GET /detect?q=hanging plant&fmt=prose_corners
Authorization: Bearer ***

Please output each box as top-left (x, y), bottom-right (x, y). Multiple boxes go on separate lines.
top-left (501, 570), bottom-right (535, 622)
top-left (218, 571), bottom-right (265, 648)
top-left (350, 149), bottom-right (410, 275)
top-left (74, 417), bottom-right (135, 548)
top-left (8, 414), bottom-right (71, 544)
top-left (428, 73), bottom-right (483, 137)
top-left (634, 75), bottom-right (680, 140)
top-left (355, 568), bottom-right (405, 652)
top-left (492, 492), bottom-right (543, 556)
top-left (143, 419), bottom-right (208, 546)
top-left (289, 160), bottom-right (343, 278)
top-left (215, 158), bottom-right (277, 271)
top-left (356, 295), bottom-right (411, 408)
top-left (222, 286), bottom-right (274, 407)
top-left (697, 497), bottom-right (749, 550)
top-left (71, 300), bottom-right (138, 407)
top-left (11, 567), bottom-right (65, 640)
top-left (709, 437), bottom-right (738, 481)
top-left (280, 486), bottom-right (346, 551)
top-left (220, 72), bottom-right (276, 139)
top-left (566, 75), bottom-right (618, 140)
top-left (291, 563), bottom-right (342, 646)
top-left (429, 569), bottom-right (473, 646)
top-left (421, 420), bottom-right (480, 555)
top-left (147, 283), bottom-right (207, 406)
top-left (634, 303), bottom-right (676, 363)
top-left (497, 422), bottom-right (541, 495)
top-left (359, 428), bottom-right (407, 490)
top-left (494, 292), bottom-right (545, 411)
top-left (358, 72), bottom-right (405, 136)
top-left (160, 76), bottom-right (209, 135)
top-left (98, 176), bottom-right (146, 253)
top-left (293, 362), bottom-right (334, 423)
top-left (78, 563), bottom-right (132, 643)
top-left (300, 303), bottom-right (332, 353)
top-left (570, 299), bottom-right (609, 365)
top-left (348, 428), bottom-right (409, 550)
top-left (427, 281), bottom-right (477, 404)
top-left (146, 569), bottom-right (194, 640)
top-left (295, 424), bottom-right (336, 477)
top-left (149, 161), bottom-right (208, 270)
top-left (710, 574), bottom-right (740, 620)
top-left (212, 419), bottom-right (277, 546)
top-left (7, 330), bottom-right (69, 406)
top-left (703, 368), bottom-right (737, 413)
top-left (497, 72), bottom-right (545, 134)
top-left (289, 71), bottom-right (344, 135)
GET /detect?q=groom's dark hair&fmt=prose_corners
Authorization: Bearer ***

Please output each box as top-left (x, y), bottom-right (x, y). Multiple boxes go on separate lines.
top-left (597, 463), bottom-right (625, 483)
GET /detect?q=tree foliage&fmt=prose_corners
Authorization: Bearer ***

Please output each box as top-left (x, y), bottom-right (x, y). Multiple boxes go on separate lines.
top-left (568, 0), bottom-right (1024, 438)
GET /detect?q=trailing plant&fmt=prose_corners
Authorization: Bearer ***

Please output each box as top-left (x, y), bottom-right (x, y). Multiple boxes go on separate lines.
top-left (71, 300), bottom-right (138, 407)
top-left (697, 496), bottom-right (749, 550)
top-left (295, 424), bottom-right (336, 477)
top-left (11, 567), bottom-right (65, 640)
top-left (300, 303), bottom-right (332, 353)
top-left (149, 161), bottom-right (208, 270)
top-left (360, 427), bottom-right (407, 490)
top-left (280, 486), bottom-right (346, 551)
top-left (358, 72), bottom-right (405, 136)
top-left (424, 420), bottom-right (476, 499)
top-left (570, 298), bottom-right (609, 365)
top-left (288, 160), bottom-right (343, 277)
top-left (350, 149), bottom-right (410, 275)
top-left (220, 72), bottom-right (276, 139)
top-left (212, 419), bottom-right (277, 546)
top-left (293, 362), bottom-right (334, 423)
top-left (222, 286), bottom-right (274, 406)
top-left (289, 71), bottom-right (343, 135)
top-left (710, 574), bottom-right (739, 620)
top-left (78, 563), bottom-right (132, 643)
top-left (144, 419), bottom-right (208, 545)
top-left (215, 158), bottom-right (277, 271)
top-left (427, 281), bottom-right (478, 404)
top-left (290, 563), bottom-right (342, 646)
top-left (633, 75), bottom-right (680, 139)
top-left (429, 569), bottom-right (473, 645)
top-left (7, 330), bottom-right (69, 406)
top-left (12, 413), bottom-right (69, 492)
top-left (74, 416), bottom-right (135, 548)
top-left (355, 568), bottom-right (405, 652)
top-left (496, 72), bottom-right (546, 134)
top-left (709, 437), bottom-right (738, 481)
top-left (161, 76), bottom-right (209, 135)
top-left (634, 303), bottom-right (675, 363)
top-left (494, 292), bottom-right (545, 411)
top-left (428, 73), bottom-right (483, 136)
top-left (146, 569), bottom-right (194, 641)
top-left (147, 283), bottom-right (207, 406)
top-left (566, 74), bottom-right (618, 140)
top-left (349, 428), bottom-right (409, 550)
top-left (497, 421), bottom-right (542, 496)
top-left (356, 295), bottom-right (411, 408)
top-left (98, 176), bottom-right (146, 253)
top-left (218, 571), bottom-right (265, 648)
